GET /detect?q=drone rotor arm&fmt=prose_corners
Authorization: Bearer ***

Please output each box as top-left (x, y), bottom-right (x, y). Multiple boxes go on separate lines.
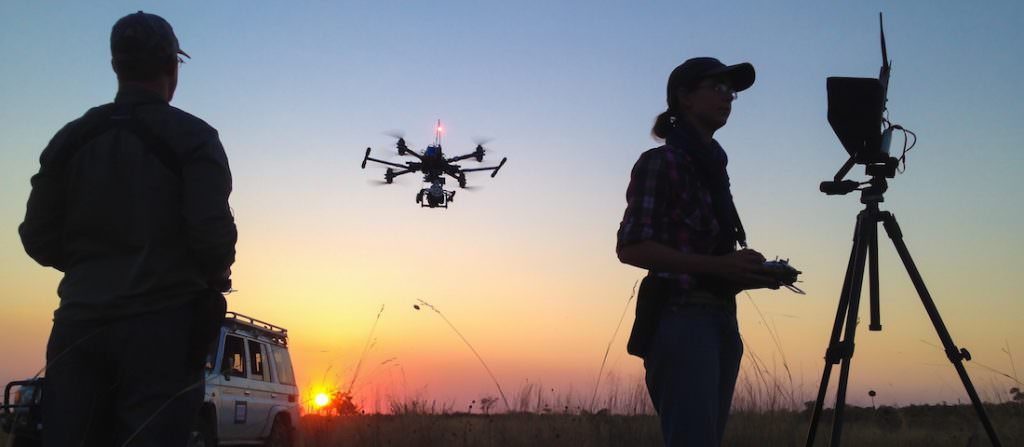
top-left (460, 157), bottom-right (507, 176)
top-left (381, 167), bottom-right (417, 184)
top-left (402, 150), bottom-right (425, 161)
top-left (364, 157), bottom-right (413, 170)
top-left (445, 152), bottom-right (479, 164)
top-left (442, 169), bottom-right (467, 188)
top-left (394, 138), bottom-right (425, 160)
top-left (458, 166), bottom-right (498, 173)
top-left (389, 168), bottom-right (416, 178)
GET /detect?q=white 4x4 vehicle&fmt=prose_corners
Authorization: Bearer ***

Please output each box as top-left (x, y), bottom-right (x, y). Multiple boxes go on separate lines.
top-left (191, 312), bottom-right (300, 447)
top-left (1, 311), bottom-right (300, 447)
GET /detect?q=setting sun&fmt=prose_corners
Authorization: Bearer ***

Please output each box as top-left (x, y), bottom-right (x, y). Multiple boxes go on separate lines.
top-left (314, 393), bottom-right (330, 408)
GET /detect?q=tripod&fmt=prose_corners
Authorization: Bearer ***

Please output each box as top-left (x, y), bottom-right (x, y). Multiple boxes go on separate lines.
top-left (804, 176), bottom-right (1003, 447)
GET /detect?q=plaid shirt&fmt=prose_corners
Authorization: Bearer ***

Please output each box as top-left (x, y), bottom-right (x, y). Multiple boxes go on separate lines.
top-left (617, 133), bottom-right (733, 302)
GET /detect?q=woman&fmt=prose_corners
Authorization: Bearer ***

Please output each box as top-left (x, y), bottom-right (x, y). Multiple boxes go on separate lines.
top-left (616, 57), bottom-right (778, 446)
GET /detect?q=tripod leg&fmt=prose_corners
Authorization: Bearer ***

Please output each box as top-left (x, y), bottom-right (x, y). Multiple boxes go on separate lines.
top-left (868, 217), bottom-right (882, 331)
top-left (827, 212), bottom-right (873, 447)
top-left (805, 211), bottom-right (871, 447)
top-left (804, 242), bottom-right (856, 446)
top-left (880, 213), bottom-right (1003, 446)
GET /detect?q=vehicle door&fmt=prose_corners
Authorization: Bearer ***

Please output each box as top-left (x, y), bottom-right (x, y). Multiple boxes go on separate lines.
top-left (238, 339), bottom-right (275, 439)
top-left (214, 333), bottom-right (251, 442)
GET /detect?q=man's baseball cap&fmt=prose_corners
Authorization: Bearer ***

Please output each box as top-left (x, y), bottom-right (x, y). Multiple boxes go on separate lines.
top-left (110, 11), bottom-right (189, 63)
top-left (666, 57), bottom-right (755, 106)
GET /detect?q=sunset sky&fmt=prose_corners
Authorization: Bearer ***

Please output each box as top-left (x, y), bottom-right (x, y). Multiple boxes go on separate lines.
top-left (1, 1), bottom-right (1022, 411)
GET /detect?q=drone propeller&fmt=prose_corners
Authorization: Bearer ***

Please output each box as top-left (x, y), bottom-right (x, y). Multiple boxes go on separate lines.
top-left (366, 179), bottom-right (408, 188)
top-left (366, 166), bottom-right (411, 186)
top-left (381, 131), bottom-right (419, 156)
top-left (383, 130), bottom-right (405, 140)
top-left (397, 138), bottom-right (413, 156)
top-left (366, 177), bottom-right (398, 187)
top-left (471, 138), bottom-right (504, 162)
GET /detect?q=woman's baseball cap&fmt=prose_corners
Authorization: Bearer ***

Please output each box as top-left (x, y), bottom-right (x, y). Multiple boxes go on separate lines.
top-left (666, 57), bottom-right (755, 106)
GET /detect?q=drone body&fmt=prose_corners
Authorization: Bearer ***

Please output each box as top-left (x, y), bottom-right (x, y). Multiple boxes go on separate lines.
top-left (361, 120), bottom-right (507, 208)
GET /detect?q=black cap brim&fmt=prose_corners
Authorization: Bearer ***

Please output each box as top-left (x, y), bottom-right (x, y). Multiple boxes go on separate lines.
top-left (703, 62), bottom-right (755, 92)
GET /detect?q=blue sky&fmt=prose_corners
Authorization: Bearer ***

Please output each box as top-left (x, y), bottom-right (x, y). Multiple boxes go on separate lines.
top-left (1, 1), bottom-right (1022, 407)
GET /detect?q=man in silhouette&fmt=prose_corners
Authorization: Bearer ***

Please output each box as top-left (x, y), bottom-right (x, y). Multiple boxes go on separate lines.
top-left (19, 11), bottom-right (236, 446)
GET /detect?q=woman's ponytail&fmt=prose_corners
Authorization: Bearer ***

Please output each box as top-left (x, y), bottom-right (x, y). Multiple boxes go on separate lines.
top-left (651, 109), bottom-right (675, 140)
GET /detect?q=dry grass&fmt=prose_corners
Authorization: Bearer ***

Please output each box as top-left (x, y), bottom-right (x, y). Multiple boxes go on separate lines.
top-left (298, 413), bottom-right (662, 447)
top-left (290, 366), bottom-right (1024, 446)
top-left (294, 403), bottom-right (1023, 447)
top-left (6, 363), bottom-right (1013, 446)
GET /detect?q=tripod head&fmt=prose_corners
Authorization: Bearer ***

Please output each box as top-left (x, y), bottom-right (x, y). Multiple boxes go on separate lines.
top-left (820, 156), bottom-right (899, 204)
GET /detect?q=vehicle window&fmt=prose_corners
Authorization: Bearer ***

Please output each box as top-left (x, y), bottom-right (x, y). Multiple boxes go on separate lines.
top-left (271, 346), bottom-right (295, 385)
top-left (222, 335), bottom-right (246, 377)
top-left (248, 340), bottom-right (270, 381)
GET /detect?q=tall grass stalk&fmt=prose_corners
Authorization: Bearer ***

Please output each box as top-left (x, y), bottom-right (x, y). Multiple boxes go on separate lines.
top-left (589, 279), bottom-right (639, 413)
top-left (743, 291), bottom-right (799, 409)
top-left (919, 339), bottom-right (1024, 388)
top-left (1003, 340), bottom-right (1019, 385)
top-left (346, 304), bottom-right (385, 395)
top-left (415, 298), bottom-right (511, 412)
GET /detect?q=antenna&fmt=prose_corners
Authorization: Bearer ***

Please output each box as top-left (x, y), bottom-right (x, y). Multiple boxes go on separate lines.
top-left (434, 119), bottom-right (443, 147)
top-left (879, 13), bottom-right (891, 101)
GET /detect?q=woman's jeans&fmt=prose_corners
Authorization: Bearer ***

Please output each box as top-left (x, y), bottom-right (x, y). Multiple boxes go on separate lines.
top-left (644, 305), bottom-right (743, 447)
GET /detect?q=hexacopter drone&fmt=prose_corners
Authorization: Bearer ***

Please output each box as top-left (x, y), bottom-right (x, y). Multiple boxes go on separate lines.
top-left (361, 120), bottom-right (507, 208)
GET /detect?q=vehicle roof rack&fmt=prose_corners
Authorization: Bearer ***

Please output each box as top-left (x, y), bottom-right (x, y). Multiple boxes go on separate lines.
top-left (225, 312), bottom-right (288, 345)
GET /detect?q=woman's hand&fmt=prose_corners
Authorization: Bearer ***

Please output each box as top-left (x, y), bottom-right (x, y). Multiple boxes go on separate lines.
top-left (711, 249), bottom-right (779, 290)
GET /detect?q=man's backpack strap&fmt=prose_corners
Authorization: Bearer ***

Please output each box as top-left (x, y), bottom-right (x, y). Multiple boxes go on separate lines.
top-left (51, 102), bottom-right (182, 179)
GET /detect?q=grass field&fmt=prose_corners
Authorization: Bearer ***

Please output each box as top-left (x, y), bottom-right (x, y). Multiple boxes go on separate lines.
top-left (1, 401), bottom-right (1020, 446)
top-left (296, 404), bottom-right (1023, 447)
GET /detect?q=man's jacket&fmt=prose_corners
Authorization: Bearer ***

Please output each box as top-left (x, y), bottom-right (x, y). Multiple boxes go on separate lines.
top-left (20, 86), bottom-right (237, 321)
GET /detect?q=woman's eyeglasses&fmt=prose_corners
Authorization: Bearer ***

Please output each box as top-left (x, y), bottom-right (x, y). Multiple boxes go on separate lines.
top-left (699, 82), bottom-right (738, 100)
